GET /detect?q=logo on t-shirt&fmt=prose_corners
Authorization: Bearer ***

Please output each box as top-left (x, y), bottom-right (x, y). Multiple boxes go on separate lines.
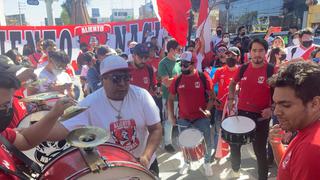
top-left (257, 76), bottom-right (265, 84)
top-left (282, 151), bottom-right (292, 169)
top-left (195, 81), bottom-right (200, 88)
top-left (34, 140), bottom-right (70, 165)
top-left (110, 119), bottom-right (140, 151)
top-left (143, 77), bottom-right (149, 84)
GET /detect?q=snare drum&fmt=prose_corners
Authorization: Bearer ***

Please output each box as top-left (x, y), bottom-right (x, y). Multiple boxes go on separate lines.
top-left (40, 143), bottom-right (156, 180)
top-left (18, 111), bottom-right (70, 166)
top-left (221, 116), bottom-right (256, 145)
top-left (178, 128), bottom-right (206, 161)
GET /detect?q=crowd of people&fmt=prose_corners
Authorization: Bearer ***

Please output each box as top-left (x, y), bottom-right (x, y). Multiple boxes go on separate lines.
top-left (0, 24), bottom-right (319, 180)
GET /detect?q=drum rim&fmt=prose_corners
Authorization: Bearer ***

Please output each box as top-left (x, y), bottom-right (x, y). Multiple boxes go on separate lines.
top-left (178, 128), bottom-right (204, 147)
top-left (40, 143), bottom-right (156, 179)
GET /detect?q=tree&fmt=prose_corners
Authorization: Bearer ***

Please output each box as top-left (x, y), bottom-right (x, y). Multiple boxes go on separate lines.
top-left (60, 0), bottom-right (91, 25)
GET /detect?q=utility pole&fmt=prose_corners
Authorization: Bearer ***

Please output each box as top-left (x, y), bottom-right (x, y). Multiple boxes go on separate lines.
top-left (18, 0), bottom-right (22, 25)
top-left (225, 0), bottom-right (230, 32)
top-left (44, 0), bottom-right (54, 25)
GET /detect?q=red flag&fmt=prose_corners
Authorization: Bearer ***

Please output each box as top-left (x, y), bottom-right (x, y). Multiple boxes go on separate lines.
top-left (198, 0), bottom-right (209, 27)
top-left (152, 0), bottom-right (191, 46)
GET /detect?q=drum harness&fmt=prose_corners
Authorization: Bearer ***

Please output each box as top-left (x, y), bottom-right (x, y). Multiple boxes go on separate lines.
top-left (0, 135), bottom-right (41, 180)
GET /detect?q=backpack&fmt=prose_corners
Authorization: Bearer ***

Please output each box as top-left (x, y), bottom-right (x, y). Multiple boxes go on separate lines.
top-left (146, 64), bottom-right (155, 91)
top-left (238, 62), bottom-right (275, 102)
top-left (174, 71), bottom-right (208, 101)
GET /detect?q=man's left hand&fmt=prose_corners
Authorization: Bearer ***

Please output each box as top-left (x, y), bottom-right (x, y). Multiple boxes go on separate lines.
top-left (139, 154), bottom-right (150, 168)
top-left (199, 107), bottom-right (211, 118)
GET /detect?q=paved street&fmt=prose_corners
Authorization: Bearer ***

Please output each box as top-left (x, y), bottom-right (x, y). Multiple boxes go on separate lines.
top-left (157, 130), bottom-right (278, 180)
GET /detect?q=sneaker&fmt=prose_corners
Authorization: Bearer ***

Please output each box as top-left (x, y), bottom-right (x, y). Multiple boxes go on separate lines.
top-left (179, 163), bottom-right (190, 175)
top-left (231, 169), bottom-right (240, 178)
top-left (203, 163), bottom-right (213, 176)
top-left (164, 144), bottom-right (175, 153)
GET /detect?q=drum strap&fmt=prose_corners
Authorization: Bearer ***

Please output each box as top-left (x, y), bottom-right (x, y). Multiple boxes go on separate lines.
top-left (0, 164), bottom-right (29, 180)
top-left (0, 135), bottom-right (42, 175)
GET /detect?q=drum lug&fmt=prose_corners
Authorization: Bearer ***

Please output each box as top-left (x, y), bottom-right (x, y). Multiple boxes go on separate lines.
top-left (79, 147), bottom-right (108, 173)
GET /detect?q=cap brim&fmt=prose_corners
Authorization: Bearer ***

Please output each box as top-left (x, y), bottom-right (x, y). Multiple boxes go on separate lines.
top-left (4, 65), bottom-right (22, 74)
top-left (226, 50), bottom-right (238, 56)
top-left (101, 67), bottom-right (130, 75)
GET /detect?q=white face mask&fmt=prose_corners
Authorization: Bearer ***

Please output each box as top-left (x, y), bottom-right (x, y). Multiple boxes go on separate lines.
top-left (293, 38), bottom-right (300, 46)
top-left (52, 68), bottom-right (63, 76)
top-left (223, 38), bottom-right (230, 43)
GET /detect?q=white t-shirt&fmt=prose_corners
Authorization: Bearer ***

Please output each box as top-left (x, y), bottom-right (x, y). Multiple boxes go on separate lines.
top-left (212, 35), bottom-right (222, 47)
top-left (285, 45), bottom-right (316, 61)
top-left (34, 67), bottom-right (72, 93)
top-left (62, 85), bottom-right (160, 166)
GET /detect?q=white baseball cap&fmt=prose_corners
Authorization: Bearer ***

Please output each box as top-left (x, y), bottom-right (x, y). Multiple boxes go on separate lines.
top-left (178, 51), bottom-right (195, 63)
top-left (100, 55), bottom-right (129, 75)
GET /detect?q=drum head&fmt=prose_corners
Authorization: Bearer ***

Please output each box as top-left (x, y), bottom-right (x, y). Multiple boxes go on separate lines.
top-left (221, 116), bottom-right (256, 133)
top-left (18, 111), bottom-right (50, 128)
top-left (78, 166), bottom-right (155, 180)
top-left (178, 128), bottom-right (203, 147)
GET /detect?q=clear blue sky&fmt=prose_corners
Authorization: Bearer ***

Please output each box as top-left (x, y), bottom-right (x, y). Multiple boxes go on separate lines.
top-left (4, 0), bottom-right (147, 25)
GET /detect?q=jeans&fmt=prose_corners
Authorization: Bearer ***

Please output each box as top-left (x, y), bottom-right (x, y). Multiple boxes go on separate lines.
top-left (177, 118), bottom-right (212, 163)
top-left (229, 110), bottom-right (269, 180)
top-left (162, 99), bottom-right (178, 145)
top-left (212, 109), bottom-right (223, 149)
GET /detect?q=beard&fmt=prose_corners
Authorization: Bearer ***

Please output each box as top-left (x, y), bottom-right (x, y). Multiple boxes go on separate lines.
top-left (252, 57), bottom-right (264, 64)
top-left (134, 62), bottom-right (145, 69)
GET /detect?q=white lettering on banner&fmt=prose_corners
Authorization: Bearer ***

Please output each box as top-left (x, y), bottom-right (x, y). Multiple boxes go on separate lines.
top-left (81, 25), bottom-right (104, 34)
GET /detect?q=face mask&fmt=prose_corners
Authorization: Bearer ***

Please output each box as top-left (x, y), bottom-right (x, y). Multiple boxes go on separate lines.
top-left (280, 54), bottom-right (287, 61)
top-left (240, 32), bottom-right (246, 36)
top-left (174, 53), bottom-right (181, 60)
top-left (0, 108), bottom-right (14, 132)
top-left (302, 40), bottom-right (313, 48)
top-left (226, 58), bottom-right (237, 67)
top-left (292, 39), bottom-right (300, 46)
top-left (52, 68), bottom-right (63, 76)
top-left (134, 61), bottom-right (145, 69)
top-left (223, 38), bottom-right (229, 43)
top-left (216, 30), bottom-right (222, 36)
top-left (181, 69), bottom-right (191, 75)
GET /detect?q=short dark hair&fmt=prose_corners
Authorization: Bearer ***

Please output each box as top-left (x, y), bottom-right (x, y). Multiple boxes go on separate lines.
top-left (166, 39), bottom-right (179, 52)
top-left (82, 52), bottom-right (95, 63)
top-left (289, 25), bottom-right (299, 30)
top-left (249, 38), bottom-right (269, 52)
top-left (0, 72), bottom-right (21, 89)
top-left (48, 50), bottom-right (70, 64)
top-left (299, 28), bottom-right (314, 38)
top-left (96, 45), bottom-right (115, 56)
top-left (5, 49), bottom-right (21, 65)
top-left (43, 39), bottom-right (56, 51)
top-left (268, 61), bottom-right (320, 104)
top-left (238, 26), bottom-right (246, 34)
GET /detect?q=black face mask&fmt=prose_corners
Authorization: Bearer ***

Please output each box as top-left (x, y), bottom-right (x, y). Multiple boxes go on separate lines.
top-left (280, 54), bottom-right (286, 61)
top-left (0, 108), bottom-right (14, 132)
top-left (226, 58), bottom-right (237, 67)
top-left (302, 40), bottom-right (313, 48)
top-left (240, 32), bottom-right (246, 36)
top-left (217, 30), bottom-right (222, 36)
top-left (181, 69), bottom-right (191, 75)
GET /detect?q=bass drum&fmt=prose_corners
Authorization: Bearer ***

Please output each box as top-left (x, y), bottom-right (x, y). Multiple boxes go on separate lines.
top-left (40, 143), bottom-right (156, 180)
top-left (18, 111), bottom-right (70, 166)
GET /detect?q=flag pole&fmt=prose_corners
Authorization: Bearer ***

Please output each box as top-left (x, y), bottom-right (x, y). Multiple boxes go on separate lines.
top-left (199, 0), bottom-right (217, 38)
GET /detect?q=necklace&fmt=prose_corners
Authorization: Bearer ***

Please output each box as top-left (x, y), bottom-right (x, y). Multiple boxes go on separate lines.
top-left (106, 97), bottom-right (124, 120)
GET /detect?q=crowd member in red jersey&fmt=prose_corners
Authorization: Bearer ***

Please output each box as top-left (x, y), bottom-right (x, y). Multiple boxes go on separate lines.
top-left (147, 44), bottom-right (162, 74)
top-left (268, 62), bottom-right (320, 180)
top-left (167, 51), bottom-right (214, 176)
top-left (28, 39), bottom-right (45, 68)
top-left (228, 38), bottom-right (275, 179)
top-left (0, 72), bottom-right (74, 179)
top-left (211, 47), bottom-right (240, 152)
top-left (129, 43), bottom-right (157, 95)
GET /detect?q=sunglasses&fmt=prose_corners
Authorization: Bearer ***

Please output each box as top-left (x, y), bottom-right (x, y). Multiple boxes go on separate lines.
top-left (180, 62), bottom-right (192, 68)
top-left (103, 73), bottom-right (131, 84)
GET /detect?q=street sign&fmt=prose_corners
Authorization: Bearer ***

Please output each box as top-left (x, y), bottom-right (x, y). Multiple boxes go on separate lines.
top-left (27, 0), bottom-right (39, 6)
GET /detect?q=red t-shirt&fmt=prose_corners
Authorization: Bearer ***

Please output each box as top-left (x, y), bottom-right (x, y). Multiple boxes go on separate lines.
top-left (129, 64), bottom-right (157, 95)
top-left (146, 56), bottom-right (161, 73)
top-left (9, 90), bottom-right (27, 129)
top-left (233, 63), bottom-right (273, 113)
top-left (212, 65), bottom-right (239, 110)
top-left (0, 128), bottom-right (18, 180)
top-left (277, 120), bottom-right (320, 180)
top-left (169, 72), bottom-right (213, 121)
top-left (28, 52), bottom-right (42, 68)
